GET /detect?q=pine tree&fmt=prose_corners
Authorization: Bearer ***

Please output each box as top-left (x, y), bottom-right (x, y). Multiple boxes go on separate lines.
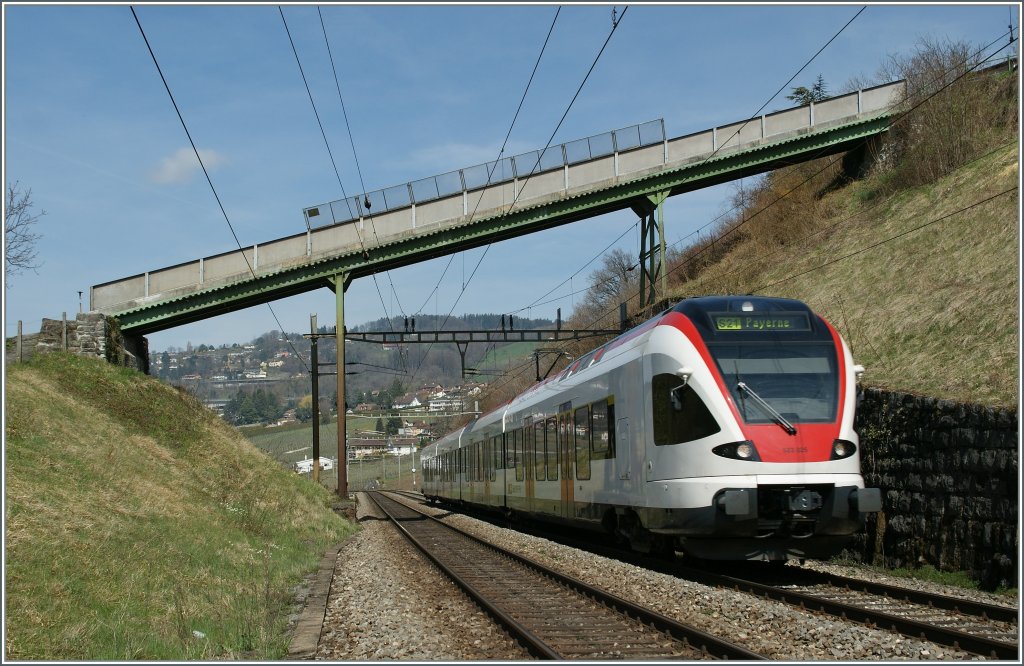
top-left (786, 74), bottom-right (828, 105)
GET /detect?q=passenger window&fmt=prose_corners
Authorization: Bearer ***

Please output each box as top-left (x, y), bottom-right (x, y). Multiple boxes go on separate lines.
top-left (591, 399), bottom-right (613, 460)
top-left (513, 430), bottom-right (523, 482)
top-left (546, 417), bottom-right (558, 481)
top-left (504, 432), bottom-right (514, 470)
top-left (491, 436), bottom-right (500, 481)
top-left (534, 422), bottom-right (544, 481)
top-left (575, 406), bottom-right (591, 480)
top-left (652, 373), bottom-right (721, 445)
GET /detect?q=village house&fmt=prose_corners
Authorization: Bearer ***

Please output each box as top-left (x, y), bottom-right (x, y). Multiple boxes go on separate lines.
top-left (394, 393), bottom-right (422, 410)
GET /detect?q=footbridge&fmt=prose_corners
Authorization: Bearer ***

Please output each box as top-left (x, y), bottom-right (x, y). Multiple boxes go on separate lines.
top-left (91, 80), bottom-right (904, 335)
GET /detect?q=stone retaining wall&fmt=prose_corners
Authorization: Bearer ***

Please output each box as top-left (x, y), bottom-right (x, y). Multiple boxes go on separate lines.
top-left (847, 388), bottom-right (1018, 590)
top-left (5, 313), bottom-right (148, 374)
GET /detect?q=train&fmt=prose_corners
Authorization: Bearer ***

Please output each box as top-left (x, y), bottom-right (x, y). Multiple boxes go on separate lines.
top-left (420, 295), bottom-right (881, 562)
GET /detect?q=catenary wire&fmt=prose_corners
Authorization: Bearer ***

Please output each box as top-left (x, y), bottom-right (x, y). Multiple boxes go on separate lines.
top-left (751, 187), bottom-right (1017, 293)
top-left (474, 26), bottom-right (1017, 406)
top-left (278, 7), bottom-right (400, 344)
top-left (416, 5), bottom-right (627, 358)
top-left (657, 30), bottom-right (1018, 289)
top-left (496, 5), bottom-right (857, 323)
top-left (406, 7), bottom-right (564, 383)
top-left (412, 7), bottom-right (562, 320)
top-left (316, 6), bottom-right (409, 325)
top-left (129, 6), bottom-right (310, 374)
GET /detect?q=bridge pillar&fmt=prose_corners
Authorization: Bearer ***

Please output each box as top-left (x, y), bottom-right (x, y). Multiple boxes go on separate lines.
top-left (331, 273), bottom-right (353, 497)
top-left (634, 191), bottom-right (669, 308)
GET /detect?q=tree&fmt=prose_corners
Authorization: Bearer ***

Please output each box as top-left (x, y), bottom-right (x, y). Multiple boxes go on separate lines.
top-left (296, 395), bottom-right (313, 423)
top-left (386, 416), bottom-right (401, 436)
top-left (5, 182), bottom-right (44, 279)
top-left (375, 417), bottom-right (385, 434)
top-left (583, 248), bottom-right (636, 309)
top-left (786, 74), bottom-right (829, 105)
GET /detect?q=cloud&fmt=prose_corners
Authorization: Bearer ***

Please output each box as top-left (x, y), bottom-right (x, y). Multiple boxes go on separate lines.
top-left (149, 147), bottom-right (226, 184)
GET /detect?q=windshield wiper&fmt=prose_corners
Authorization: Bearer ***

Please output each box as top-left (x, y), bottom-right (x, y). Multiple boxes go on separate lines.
top-left (736, 382), bottom-right (797, 435)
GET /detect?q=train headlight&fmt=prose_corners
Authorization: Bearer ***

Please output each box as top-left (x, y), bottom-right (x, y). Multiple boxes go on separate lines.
top-left (831, 439), bottom-right (856, 460)
top-left (712, 440), bottom-right (761, 461)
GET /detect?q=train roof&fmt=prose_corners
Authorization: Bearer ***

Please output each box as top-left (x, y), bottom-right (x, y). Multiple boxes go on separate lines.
top-left (422, 295), bottom-right (826, 451)
top-left (671, 295), bottom-right (834, 342)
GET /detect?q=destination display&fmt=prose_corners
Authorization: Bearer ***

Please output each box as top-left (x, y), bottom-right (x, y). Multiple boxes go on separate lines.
top-left (712, 312), bottom-right (811, 332)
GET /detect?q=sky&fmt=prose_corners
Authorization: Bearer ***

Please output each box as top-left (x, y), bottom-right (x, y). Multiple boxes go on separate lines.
top-left (3, 2), bottom-right (1019, 354)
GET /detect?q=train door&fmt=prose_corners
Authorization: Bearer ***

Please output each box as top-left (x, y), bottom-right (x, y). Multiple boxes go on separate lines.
top-left (523, 419), bottom-right (534, 512)
top-left (616, 418), bottom-right (631, 481)
top-left (558, 405), bottom-right (574, 519)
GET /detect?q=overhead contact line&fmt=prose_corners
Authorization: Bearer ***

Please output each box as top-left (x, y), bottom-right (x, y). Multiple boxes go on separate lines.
top-left (130, 6), bottom-right (309, 373)
top-left (279, 7), bottom-right (402, 351)
top-left (476, 25), bottom-right (1017, 409)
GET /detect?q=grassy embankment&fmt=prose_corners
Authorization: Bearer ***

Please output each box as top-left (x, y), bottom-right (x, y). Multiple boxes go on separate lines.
top-left (4, 353), bottom-right (356, 660)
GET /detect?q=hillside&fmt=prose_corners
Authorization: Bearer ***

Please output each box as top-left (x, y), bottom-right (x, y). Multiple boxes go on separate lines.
top-left (671, 142), bottom-right (1018, 407)
top-left (4, 353), bottom-right (355, 660)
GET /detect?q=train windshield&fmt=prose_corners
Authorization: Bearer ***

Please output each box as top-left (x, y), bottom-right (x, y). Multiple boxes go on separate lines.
top-left (708, 343), bottom-right (839, 424)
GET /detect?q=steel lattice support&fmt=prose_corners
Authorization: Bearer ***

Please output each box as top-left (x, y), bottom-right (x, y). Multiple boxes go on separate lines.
top-left (634, 191), bottom-right (668, 308)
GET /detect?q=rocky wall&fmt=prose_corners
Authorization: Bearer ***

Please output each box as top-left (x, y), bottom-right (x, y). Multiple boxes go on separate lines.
top-left (5, 313), bottom-right (148, 374)
top-left (847, 388), bottom-right (1018, 590)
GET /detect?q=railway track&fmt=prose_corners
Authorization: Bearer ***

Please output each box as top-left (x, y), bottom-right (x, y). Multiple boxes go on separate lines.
top-left (410, 495), bottom-right (1018, 660)
top-left (693, 565), bottom-right (1019, 661)
top-left (366, 491), bottom-right (765, 660)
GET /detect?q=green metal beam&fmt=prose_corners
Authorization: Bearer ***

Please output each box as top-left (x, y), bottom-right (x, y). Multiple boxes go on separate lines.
top-left (113, 113), bottom-right (894, 335)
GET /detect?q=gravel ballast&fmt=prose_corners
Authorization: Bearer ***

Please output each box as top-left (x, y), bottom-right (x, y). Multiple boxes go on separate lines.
top-left (311, 492), bottom-right (1016, 660)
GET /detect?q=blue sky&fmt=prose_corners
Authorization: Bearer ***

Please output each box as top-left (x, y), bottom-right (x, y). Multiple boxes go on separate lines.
top-left (4, 2), bottom-right (1018, 353)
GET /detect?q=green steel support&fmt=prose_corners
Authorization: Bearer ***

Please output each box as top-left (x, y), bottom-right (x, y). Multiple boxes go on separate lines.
top-left (108, 114), bottom-right (895, 335)
top-left (310, 314), bottom-right (320, 485)
top-left (636, 191), bottom-right (669, 308)
top-left (332, 273), bottom-right (352, 497)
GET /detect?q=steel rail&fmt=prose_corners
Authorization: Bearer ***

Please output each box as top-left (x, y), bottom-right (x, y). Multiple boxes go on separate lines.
top-left (367, 492), bottom-right (560, 659)
top-left (678, 566), bottom-right (1018, 660)
top-left (788, 568), bottom-right (1018, 624)
top-left (421, 497), bottom-right (1018, 661)
top-left (369, 491), bottom-right (765, 660)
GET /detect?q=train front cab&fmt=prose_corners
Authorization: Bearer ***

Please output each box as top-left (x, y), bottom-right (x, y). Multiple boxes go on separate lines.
top-left (641, 298), bottom-right (881, 561)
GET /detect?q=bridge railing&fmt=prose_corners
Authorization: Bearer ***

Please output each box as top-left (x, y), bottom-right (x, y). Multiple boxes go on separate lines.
top-left (303, 119), bottom-right (667, 228)
top-left (302, 82), bottom-right (903, 231)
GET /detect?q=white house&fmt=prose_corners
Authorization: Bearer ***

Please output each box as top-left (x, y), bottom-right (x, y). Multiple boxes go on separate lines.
top-left (394, 394), bottom-right (422, 410)
top-left (294, 457), bottom-right (334, 474)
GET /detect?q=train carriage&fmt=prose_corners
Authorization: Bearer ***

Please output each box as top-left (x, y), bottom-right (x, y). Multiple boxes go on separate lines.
top-left (421, 296), bottom-right (881, 561)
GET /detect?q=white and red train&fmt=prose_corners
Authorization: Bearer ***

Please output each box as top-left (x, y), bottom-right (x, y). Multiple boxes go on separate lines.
top-left (420, 296), bottom-right (881, 561)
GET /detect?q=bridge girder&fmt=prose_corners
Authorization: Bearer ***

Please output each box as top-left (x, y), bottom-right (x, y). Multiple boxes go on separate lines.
top-left (111, 114), bottom-right (894, 335)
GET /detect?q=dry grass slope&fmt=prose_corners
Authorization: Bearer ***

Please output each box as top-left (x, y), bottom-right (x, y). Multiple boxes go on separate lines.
top-left (674, 143), bottom-right (1018, 407)
top-left (4, 353), bottom-right (355, 660)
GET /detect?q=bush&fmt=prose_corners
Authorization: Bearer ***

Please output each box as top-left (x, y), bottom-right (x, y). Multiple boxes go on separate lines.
top-left (877, 36), bottom-right (1018, 190)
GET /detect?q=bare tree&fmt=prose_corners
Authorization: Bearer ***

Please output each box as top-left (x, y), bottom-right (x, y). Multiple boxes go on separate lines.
top-left (585, 248), bottom-right (636, 307)
top-left (5, 182), bottom-right (45, 279)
